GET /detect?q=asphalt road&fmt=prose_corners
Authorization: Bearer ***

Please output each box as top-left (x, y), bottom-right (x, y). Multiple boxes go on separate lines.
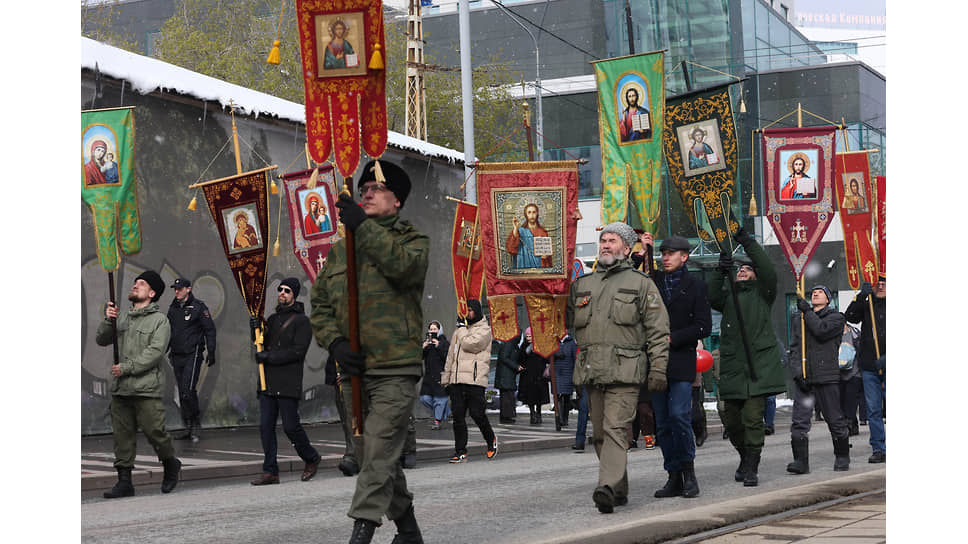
top-left (81, 426), bottom-right (885, 544)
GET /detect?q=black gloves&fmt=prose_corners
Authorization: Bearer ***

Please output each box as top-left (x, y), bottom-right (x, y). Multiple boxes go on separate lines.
top-left (330, 337), bottom-right (366, 376)
top-left (255, 351), bottom-right (270, 364)
top-left (718, 253), bottom-right (733, 275)
top-left (734, 226), bottom-right (754, 247)
top-left (796, 297), bottom-right (812, 313)
top-left (249, 316), bottom-right (262, 342)
top-left (206, 353), bottom-right (216, 367)
top-left (335, 193), bottom-right (367, 232)
top-left (794, 376), bottom-right (811, 394)
top-left (857, 282), bottom-right (873, 301)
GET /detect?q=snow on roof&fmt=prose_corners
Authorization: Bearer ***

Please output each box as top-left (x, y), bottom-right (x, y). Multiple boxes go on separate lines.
top-left (81, 36), bottom-right (465, 165)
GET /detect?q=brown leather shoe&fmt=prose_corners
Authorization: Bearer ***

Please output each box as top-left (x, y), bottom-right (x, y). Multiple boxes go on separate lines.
top-left (301, 460), bottom-right (319, 482)
top-left (250, 473), bottom-right (279, 486)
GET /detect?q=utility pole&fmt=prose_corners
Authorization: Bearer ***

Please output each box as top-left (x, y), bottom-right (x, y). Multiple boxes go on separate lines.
top-left (459, 0), bottom-right (476, 200)
top-left (406, 0), bottom-right (428, 140)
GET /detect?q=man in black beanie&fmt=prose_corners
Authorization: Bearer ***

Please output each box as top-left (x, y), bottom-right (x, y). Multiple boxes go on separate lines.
top-left (96, 270), bottom-right (182, 498)
top-left (250, 277), bottom-right (322, 486)
top-left (311, 159), bottom-right (429, 544)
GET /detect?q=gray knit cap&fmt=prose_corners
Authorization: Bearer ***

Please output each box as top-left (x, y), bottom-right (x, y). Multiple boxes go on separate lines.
top-left (811, 284), bottom-right (833, 305)
top-left (600, 222), bottom-right (637, 248)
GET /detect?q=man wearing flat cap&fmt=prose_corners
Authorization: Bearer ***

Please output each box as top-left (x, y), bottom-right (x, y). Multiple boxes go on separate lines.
top-left (166, 277), bottom-right (217, 442)
top-left (250, 277), bottom-right (322, 486)
top-left (639, 233), bottom-right (711, 498)
top-left (310, 159), bottom-right (429, 544)
top-left (96, 270), bottom-right (182, 498)
top-left (786, 284), bottom-right (849, 475)
top-left (709, 227), bottom-right (786, 487)
top-left (566, 222), bottom-right (670, 514)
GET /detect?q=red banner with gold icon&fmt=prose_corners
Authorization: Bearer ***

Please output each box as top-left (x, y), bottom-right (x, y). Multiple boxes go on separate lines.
top-left (833, 151), bottom-right (879, 288)
top-left (875, 176), bottom-right (886, 275)
top-left (762, 126), bottom-right (837, 282)
top-left (296, 0), bottom-right (387, 177)
top-left (281, 164), bottom-right (342, 282)
top-left (451, 200), bottom-right (485, 320)
top-left (476, 161), bottom-right (579, 357)
top-left (199, 167), bottom-right (275, 319)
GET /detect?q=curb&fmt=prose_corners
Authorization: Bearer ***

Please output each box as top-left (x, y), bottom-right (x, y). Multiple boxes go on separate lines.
top-left (530, 468), bottom-right (887, 544)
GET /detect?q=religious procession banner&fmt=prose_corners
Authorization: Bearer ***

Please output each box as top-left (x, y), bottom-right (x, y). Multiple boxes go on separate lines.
top-left (476, 161), bottom-right (579, 357)
top-left (199, 166), bottom-right (276, 320)
top-left (875, 176), bottom-right (886, 275)
top-left (762, 126), bottom-right (837, 281)
top-left (592, 50), bottom-right (665, 232)
top-left (833, 151), bottom-right (879, 288)
top-left (81, 107), bottom-right (141, 272)
top-left (662, 84), bottom-right (740, 252)
top-left (296, 0), bottom-right (387, 177)
top-left (281, 165), bottom-right (342, 282)
top-left (451, 200), bottom-right (485, 320)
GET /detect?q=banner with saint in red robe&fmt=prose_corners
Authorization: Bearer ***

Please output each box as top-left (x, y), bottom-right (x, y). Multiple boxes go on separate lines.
top-left (451, 200), bottom-right (485, 319)
top-left (296, 0), bottom-right (387, 177)
top-left (762, 126), bottom-right (837, 282)
top-left (476, 161), bottom-right (579, 357)
top-left (199, 167), bottom-right (275, 319)
top-left (281, 165), bottom-right (342, 282)
top-left (833, 151), bottom-right (879, 288)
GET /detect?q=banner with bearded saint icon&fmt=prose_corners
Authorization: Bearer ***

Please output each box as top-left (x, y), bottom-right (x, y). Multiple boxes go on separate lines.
top-left (296, 0), bottom-right (387, 178)
top-left (834, 151), bottom-right (880, 288)
top-left (762, 126), bottom-right (838, 281)
top-left (282, 165), bottom-right (342, 282)
top-left (476, 161), bottom-right (579, 357)
top-left (662, 84), bottom-right (741, 253)
top-left (875, 176), bottom-right (886, 275)
top-left (592, 50), bottom-right (665, 233)
top-left (81, 107), bottom-right (141, 272)
top-left (197, 167), bottom-right (275, 320)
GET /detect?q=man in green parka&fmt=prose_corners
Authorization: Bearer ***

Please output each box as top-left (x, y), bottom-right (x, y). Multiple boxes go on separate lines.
top-left (708, 227), bottom-right (786, 487)
top-left (310, 160), bottom-right (429, 544)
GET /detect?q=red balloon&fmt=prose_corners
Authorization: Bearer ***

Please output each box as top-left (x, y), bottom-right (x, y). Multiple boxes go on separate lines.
top-left (696, 349), bottom-right (713, 373)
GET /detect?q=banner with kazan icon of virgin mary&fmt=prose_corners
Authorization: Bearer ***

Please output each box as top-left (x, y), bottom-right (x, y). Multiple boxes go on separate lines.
top-left (476, 161), bottom-right (579, 357)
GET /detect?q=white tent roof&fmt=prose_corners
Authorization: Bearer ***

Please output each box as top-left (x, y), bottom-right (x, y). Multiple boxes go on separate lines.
top-left (80, 37), bottom-right (465, 164)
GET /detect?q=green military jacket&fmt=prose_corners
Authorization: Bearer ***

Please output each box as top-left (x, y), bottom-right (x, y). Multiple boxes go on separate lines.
top-left (310, 214), bottom-right (429, 376)
top-left (95, 302), bottom-right (171, 398)
top-left (566, 259), bottom-right (670, 386)
top-left (707, 238), bottom-right (786, 399)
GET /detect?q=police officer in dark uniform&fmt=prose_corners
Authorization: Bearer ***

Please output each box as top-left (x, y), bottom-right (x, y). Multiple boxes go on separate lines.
top-left (167, 278), bottom-right (217, 442)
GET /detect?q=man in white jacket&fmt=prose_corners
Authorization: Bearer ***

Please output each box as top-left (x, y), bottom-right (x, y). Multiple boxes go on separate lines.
top-left (441, 300), bottom-right (498, 463)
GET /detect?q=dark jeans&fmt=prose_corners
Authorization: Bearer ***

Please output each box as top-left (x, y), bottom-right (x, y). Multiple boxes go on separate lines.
top-left (575, 386), bottom-right (590, 445)
top-left (840, 376), bottom-right (864, 426)
top-left (258, 394), bottom-right (320, 475)
top-left (791, 382), bottom-right (848, 441)
top-left (448, 383), bottom-right (495, 454)
top-left (171, 349), bottom-right (203, 421)
top-left (651, 380), bottom-right (696, 471)
top-left (764, 395), bottom-right (776, 427)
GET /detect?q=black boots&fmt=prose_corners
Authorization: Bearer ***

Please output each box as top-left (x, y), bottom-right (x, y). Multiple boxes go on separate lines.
top-left (161, 457), bottom-right (181, 493)
top-left (348, 519), bottom-right (378, 544)
top-left (787, 436), bottom-right (810, 474)
top-left (390, 504), bottom-right (424, 544)
top-left (680, 461), bottom-right (700, 498)
top-left (733, 448), bottom-right (747, 482)
top-left (743, 450), bottom-right (761, 487)
top-left (103, 467), bottom-right (135, 499)
top-left (557, 395), bottom-right (570, 426)
top-left (529, 405), bottom-right (542, 425)
top-left (654, 470), bottom-right (683, 498)
top-left (592, 485), bottom-right (615, 513)
top-left (833, 436), bottom-right (851, 471)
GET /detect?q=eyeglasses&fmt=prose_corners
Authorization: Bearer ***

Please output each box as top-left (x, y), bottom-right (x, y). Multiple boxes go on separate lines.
top-left (360, 183), bottom-right (389, 196)
top-left (738, 265), bottom-right (755, 272)
top-left (278, 286), bottom-right (292, 294)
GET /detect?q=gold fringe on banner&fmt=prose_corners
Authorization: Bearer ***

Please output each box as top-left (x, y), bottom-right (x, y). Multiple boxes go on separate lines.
top-left (488, 295), bottom-right (520, 342)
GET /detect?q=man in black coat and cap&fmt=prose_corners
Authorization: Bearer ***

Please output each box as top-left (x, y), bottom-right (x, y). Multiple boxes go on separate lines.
top-left (639, 234), bottom-right (711, 498)
top-left (250, 277), bottom-right (322, 486)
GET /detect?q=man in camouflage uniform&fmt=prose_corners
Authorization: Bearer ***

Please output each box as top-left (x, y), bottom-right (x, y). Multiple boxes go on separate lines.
top-left (311, 160), bottom-right (429, 544)
top-left (566, 223), bottom-right (670, 514)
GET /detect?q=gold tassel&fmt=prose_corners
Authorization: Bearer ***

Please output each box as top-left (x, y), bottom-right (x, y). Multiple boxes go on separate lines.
top-left (749, 193), bottom-right (758, 216)
top-left (266, 40), bottom-right (281, 65)
top-left (306, 167), bottom-right (319, 189)
top-left (188, 196), bottom-right (198, 211)
top-left (270, 178), bottom-right (278, 194)
top-left (272, 238), bottom-right (280, 257)
top-left (368, 43), bottom-right (384, 70)
top-left (373, 160), bottom-right (386, 183)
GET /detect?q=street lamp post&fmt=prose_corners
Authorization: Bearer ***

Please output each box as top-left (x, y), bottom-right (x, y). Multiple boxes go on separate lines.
top-left (493, 1), bottom-right (543, 160)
